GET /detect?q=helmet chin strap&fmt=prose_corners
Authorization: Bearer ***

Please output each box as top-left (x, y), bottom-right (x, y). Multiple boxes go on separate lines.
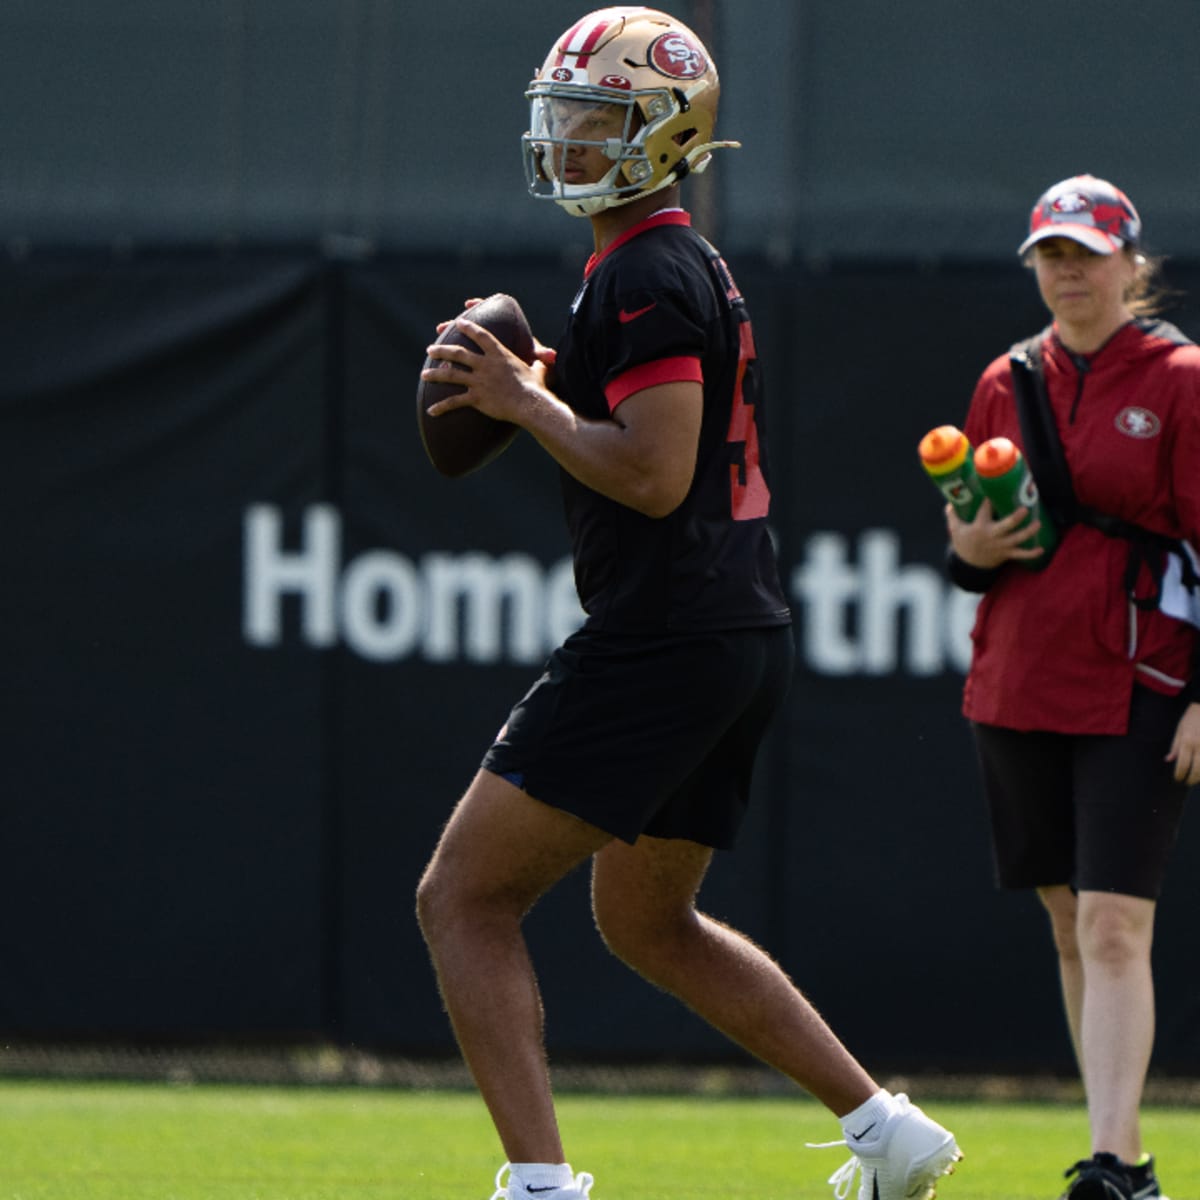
top-left (554, 174), bottom-right (673, 217)
top-left (553, 139), bottom-right (742, 217)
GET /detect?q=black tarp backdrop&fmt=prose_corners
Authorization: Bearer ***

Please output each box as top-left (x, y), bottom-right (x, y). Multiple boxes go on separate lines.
top-left (2, 250), bottom-right (1199, 1073)
top-left (0, 254), bottom-right (330, 1035)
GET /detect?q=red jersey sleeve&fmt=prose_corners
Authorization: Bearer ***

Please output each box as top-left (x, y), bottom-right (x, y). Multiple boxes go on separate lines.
top-left (603, 355), bottom-right (703, 413)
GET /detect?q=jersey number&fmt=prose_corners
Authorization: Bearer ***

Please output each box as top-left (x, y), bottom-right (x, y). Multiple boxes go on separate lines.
top-left (726, 320), bottom-right (770, 520)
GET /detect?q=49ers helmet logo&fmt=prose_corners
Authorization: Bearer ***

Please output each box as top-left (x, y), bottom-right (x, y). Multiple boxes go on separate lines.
top-left (648, 31), bottom-right (708, 79)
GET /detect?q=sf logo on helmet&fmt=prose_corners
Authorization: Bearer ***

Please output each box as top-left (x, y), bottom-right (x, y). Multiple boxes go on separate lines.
top-left (649, 32), bottom-right (707, 79)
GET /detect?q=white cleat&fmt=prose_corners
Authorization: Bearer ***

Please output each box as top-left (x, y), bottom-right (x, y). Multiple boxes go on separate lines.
top-left (815, 1094), bottom-right (962, 1200)
top-left (490, 1163), bottom-right (595, 1200)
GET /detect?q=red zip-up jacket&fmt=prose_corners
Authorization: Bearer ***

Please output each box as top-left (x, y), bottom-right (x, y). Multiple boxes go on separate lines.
top-left (960, 318), bottom-right (1200, 734)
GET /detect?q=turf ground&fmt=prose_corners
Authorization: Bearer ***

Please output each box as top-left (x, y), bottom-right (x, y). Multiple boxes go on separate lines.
top-left (1, 1081), bottom-right (1197, 1200)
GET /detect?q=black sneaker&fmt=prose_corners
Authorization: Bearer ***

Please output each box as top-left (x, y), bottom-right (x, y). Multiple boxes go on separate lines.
top-left (1128, 1155), bottom-right (1167, 1200)
top-left (1061, 1153), bottom-right (1168, 1200)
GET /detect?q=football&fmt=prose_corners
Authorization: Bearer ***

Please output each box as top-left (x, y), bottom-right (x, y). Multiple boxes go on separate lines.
top-left (416, 293), bottom-right (534, 478)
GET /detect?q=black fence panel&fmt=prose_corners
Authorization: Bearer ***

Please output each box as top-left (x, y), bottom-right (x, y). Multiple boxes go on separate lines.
top-left (2, 249), bottom-right (1198, 1074)
top-left (0, 254), bottom-right (330, 1036)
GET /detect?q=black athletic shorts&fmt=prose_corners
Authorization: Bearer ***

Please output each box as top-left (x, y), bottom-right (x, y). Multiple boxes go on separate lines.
top-left (481, 623), bottom-right (794, 849)
top-left (971, 685), bottom-right (1190, 899)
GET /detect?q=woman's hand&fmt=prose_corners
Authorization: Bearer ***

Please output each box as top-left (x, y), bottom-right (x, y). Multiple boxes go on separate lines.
top-left (1166, 701), bottom-right (1200, 785)
top-left (946, 499), bottom-right (1048, 568)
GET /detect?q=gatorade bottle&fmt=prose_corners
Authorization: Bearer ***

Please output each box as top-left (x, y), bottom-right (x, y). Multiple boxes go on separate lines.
top-left (918, 425), bottom-right (985, 521)
top-left (974, 436), bottom-right (1057, 563)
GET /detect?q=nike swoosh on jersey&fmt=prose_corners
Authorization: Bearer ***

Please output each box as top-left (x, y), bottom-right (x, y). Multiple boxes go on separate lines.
top-left (618, 302), bottom-right (657, 323)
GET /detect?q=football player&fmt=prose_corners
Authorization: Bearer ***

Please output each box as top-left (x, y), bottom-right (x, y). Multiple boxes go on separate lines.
top-left (417, 11), bottom-right (962, 1199)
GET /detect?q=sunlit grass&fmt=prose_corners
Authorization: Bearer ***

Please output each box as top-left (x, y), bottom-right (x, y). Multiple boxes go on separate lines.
top-left (0, 1081), bottom-right (1196, 1199)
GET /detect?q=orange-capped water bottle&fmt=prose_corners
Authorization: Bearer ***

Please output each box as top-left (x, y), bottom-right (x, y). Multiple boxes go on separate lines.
top-left (918, 425), bottom-right (985, 521)
top-left (974, 436), bottom-right (1057, 563)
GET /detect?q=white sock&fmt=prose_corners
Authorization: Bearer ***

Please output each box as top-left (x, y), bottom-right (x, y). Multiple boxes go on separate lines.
top-left (509, 1162), bottom-right (575, 1193)
top-left (839, 1088), bottom-right (896, 1145)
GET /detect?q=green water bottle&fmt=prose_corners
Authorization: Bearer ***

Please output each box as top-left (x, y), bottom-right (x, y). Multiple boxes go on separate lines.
top-left (918, 425), bottom-right (985, 521)
top-left (974, 436), bottom-right (1057, 565)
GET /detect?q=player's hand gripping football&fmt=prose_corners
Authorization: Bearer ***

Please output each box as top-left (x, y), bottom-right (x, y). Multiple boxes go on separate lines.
top-left (423, 303), bottom-right (556, 428)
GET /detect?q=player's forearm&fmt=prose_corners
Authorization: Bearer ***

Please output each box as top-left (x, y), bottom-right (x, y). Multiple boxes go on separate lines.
top-left (522, 389), bottom-right (681, 517)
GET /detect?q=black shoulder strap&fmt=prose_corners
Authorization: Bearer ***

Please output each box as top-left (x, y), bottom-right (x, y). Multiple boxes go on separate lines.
top-left (1008, 331), bottom-right (1079, 529)
top-left (1007, 330), bottom-right (1197, 608)
top-left (1136, 317), bottom-right (1197, 348)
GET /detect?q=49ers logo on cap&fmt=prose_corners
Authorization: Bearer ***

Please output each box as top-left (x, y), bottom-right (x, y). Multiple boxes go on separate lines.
top-left (1052, 191), bottom-right (1091, 214)
top-left (648, 31), bottom-right (707, 79)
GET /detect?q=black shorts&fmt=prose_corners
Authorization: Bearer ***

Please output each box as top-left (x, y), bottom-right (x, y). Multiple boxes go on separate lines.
top-left (972, 686), bottom-right (1190, 899)
top-left (481, 623), bottom-right (794, 849)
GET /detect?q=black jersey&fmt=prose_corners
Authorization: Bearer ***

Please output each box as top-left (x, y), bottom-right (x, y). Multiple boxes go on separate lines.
top-left (555, 210), bottom-right (791, 633)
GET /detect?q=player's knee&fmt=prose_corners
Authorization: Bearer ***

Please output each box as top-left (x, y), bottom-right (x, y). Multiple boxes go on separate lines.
top-left (593, 908), bottom-right (634, 964)
top-left (415, 861), bottom-right (457, 947)
top-left (594, 895), bottom-right (693, 972)
top-left (417, 857), bottom-right (532, 950)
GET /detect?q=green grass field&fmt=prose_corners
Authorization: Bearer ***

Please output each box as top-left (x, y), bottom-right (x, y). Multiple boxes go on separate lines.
top-left (0, 1081), bottom-right (1197, 1200)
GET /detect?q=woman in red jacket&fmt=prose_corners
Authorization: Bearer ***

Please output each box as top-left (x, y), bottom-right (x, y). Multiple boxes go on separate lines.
top-left (947, 175), bottom-right (1200, 1200)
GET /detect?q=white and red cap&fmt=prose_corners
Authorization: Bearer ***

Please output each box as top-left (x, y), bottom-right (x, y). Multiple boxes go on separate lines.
top-left (1017, 174), bottom-right (1142, 257)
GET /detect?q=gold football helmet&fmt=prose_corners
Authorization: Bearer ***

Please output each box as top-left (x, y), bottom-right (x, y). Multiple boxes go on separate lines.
top-left (522, 7), bottom-right (739, 216)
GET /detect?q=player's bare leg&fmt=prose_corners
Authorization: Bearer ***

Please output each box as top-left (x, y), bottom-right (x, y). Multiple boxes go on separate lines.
top-left (591, 834), bottom-right (878, 1116)
top-left (416, 771), bottom-right (610, 1163)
